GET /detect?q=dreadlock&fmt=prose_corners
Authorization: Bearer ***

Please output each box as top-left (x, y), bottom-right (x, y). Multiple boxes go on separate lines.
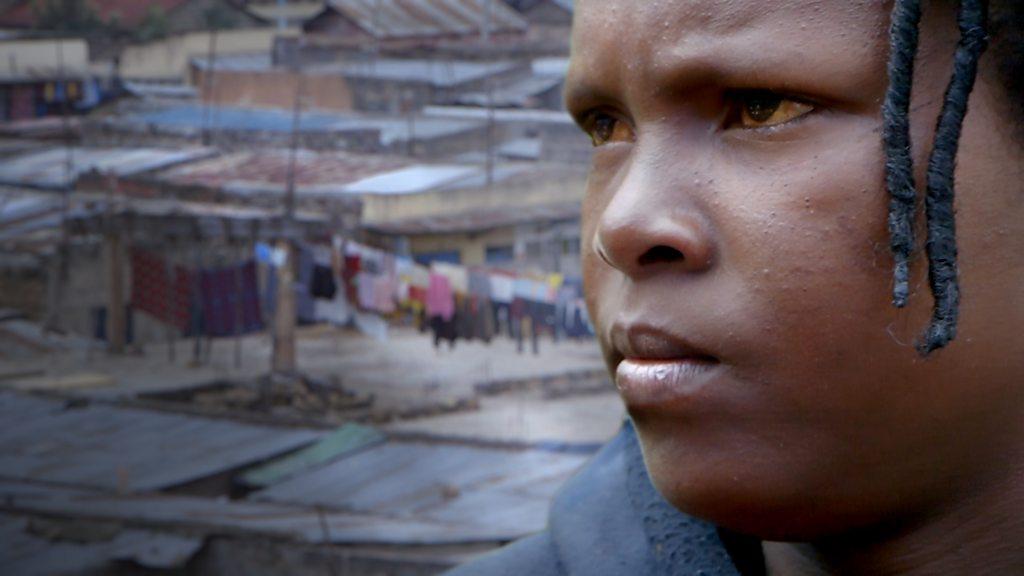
top-left (883, 0), bottom-right (989, 355)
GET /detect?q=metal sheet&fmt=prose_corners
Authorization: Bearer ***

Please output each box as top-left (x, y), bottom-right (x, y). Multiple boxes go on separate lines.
top-left (0, 513), bottom-right (204, 575)
top-left (0, 479), bottom-right (525, 545)
top-left (252, 440), bottom-right (588, 535)
top-left (0, 147), bottom-right (216, 190)
top-left (0, 393), bottom-right (321, 493)
top-left (324, 0), bottom-right (528, 39)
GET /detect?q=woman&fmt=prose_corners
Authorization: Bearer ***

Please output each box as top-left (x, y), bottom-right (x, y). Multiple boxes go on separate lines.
top-left (450, 1), bottom-right (1024, 574)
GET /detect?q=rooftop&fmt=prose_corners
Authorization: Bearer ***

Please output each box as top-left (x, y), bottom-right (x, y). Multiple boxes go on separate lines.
top-left (311, 0), bottom-right (529, 39)
top-left (193, 54), bottom-right (522, 88)
top-left (0, 147), bottom-right (216, 190)
top-left (1, 0), bottom-right (188, 28)
top-left (342, 162), bottom-right (529, 196)
top-left (118, 104), bottom-right (485, 145)
top-left (155, 149), bottom-right (409, 197)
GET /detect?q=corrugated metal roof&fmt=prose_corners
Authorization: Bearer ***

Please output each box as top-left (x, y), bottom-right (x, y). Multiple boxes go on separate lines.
top-left (252, 439), bottom-right (587, 536)
top-left (156, 149), bottom-right (409, 197)
top-left (193, 54), bottom-right (520, 88)
top-left (342, 164), bottom-right (479, 195)
top-left (0, 515), bottom-right (203, 575)
top-left (424, 104), bottom-right (575, 124)
top-left (0, 478), bottom-right (529, 544)
top-left (0, 392), bottom-right (322, 493)
top-left (341, 162), bottom-right (528, 195)
top-left (333, 58), bottom-right (520, 87)
top-left (320, 0), bottom-right (528, 39)
top-left (123, 104), bottom-right (484, 144)
top-left (532, 56), bottom-right (569, 77)
top-left (453, 75), bottom-right (562, 107)
top-left (0, 147), bottom-right (217, 190)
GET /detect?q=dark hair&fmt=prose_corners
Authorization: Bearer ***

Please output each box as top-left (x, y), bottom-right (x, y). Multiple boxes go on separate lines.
top-left (883, 0), bottom-right (993, 355)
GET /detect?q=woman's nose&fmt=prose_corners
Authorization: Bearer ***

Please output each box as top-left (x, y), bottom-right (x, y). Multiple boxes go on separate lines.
top-left (592, 169), bottom-right (716, 280)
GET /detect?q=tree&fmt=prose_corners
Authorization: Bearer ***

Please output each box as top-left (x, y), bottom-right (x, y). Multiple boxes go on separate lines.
top-left (32, 0), bottom-right (102, 34)
top-left (136, 6), bottom-right (170, 42)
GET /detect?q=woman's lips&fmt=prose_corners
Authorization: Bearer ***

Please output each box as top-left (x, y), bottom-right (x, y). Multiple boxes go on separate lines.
top-left (615, 358), bottom-right (720, 408)
top-left (610, 323), bottom-right (721, 408)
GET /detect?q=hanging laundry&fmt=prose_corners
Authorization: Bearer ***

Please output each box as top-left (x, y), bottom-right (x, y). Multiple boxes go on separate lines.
top-left (315, 279), bottom-right (353, 327)
top-left (489, 272), bottom-right (516, 305)
top-left (434, 262), bottom-right (469, 295)
top-left (130, 249), bottom-right (193, 331)
top-left (199, 262), bottom-right (264, 338)
top-left (426, 273), bottom-right (455, 321)
top-left (469, 269), bottom-right (493, 300)
top-left (343, 253), bottom-right (361, 305)
top-left (356, 272), bottom-right (377, 311)
top-left (373, 274), bottom-right (397, 314)
top-left (310, 265), bottom-right (338, 300)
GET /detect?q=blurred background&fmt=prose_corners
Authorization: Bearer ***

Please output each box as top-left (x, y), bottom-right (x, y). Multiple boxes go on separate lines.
top-left (0, 1), bottom-right (626, 574)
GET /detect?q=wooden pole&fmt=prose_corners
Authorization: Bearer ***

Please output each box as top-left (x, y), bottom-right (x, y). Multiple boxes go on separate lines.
top-left (271, 52), bottom-right (305, 377)
top-left (106, 221), bottom-right (126, 354)
top-left (271, 240), bottom-right (296, 375)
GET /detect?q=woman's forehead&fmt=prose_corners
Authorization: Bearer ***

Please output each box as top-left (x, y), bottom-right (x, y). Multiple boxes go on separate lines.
top-left (569, 0), bottom-right (889, 64)
top-left (567, 0), bottom-right (890, 105)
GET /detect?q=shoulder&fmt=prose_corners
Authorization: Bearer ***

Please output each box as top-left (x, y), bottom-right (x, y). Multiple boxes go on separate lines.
top-left (445, 423), bottom-right (748, 576)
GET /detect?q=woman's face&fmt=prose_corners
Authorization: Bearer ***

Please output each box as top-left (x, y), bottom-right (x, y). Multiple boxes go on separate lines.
top-left (568, 0), bottom-right (1024, 540)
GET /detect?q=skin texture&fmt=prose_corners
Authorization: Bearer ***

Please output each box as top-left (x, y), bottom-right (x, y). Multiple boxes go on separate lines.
top-left (566, 1), bottom-right (1024, 574)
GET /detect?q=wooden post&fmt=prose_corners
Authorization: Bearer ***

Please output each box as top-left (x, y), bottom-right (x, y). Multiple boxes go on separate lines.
top-left (271, 239), bottom-right (296, 375)
top-left (106, 225), bottom-right (126, 354)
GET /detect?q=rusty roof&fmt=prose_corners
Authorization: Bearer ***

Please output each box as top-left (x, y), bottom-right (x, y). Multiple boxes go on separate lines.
top-left (155, 149), bottom-right (410, 197)
top-left (315, 0), bottom-right (528, 39)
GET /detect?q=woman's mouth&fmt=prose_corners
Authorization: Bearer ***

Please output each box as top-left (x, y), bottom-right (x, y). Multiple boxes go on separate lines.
top-left (615, 358), bottom-right (720, 408)
top-left (610, 323), bottom-right (722, 409)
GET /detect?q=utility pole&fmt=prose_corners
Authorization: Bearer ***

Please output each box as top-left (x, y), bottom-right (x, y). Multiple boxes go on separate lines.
top-left (271, 49), bottom-right (306, 377)
top-left (486, 77), bottom-right (496, 187)
top-left (43, 38), bottom-right (74, 335)
top-left (276, 0), bottom-right (287, 31)
top-left (481, 0), bottom-right (493, 43)
top-left (201, 24), bottom-right (219, 146)
top-left (105, 175), bottom-right (126, 354)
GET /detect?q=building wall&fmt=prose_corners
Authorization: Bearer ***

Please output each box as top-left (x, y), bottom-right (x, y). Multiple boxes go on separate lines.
top-left (0, 38), bottom-right (89, 79)
top-left (119, 28), bottom-right (297, 82)
top-left (0, 265), bottom-right (45, 319)
top-left (192, 67), bottom-right (355, 111)
top-left (360, 168), bottom-right (587, 226)
top-left (400, 219), bottom-right (581, 277)
top-left (407, 227), bottom-right (517, 267)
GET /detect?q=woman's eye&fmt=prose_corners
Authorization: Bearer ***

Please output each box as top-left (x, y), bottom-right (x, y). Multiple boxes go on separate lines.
top-left (585, 112), bottom-right (635, 147)
top-left (729, 91), bottom-right (815, 130)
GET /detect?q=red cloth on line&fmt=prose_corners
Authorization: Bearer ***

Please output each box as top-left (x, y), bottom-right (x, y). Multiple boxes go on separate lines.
top-left (130, 249), bottom-right (192, 331)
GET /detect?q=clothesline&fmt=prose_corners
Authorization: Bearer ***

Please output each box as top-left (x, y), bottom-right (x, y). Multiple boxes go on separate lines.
top-left (127, 238), bottom-right (594, 350)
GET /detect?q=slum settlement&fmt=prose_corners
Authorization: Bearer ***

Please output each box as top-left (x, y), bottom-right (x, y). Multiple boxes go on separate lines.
top-left (0, 1), bottom-right (626, 575)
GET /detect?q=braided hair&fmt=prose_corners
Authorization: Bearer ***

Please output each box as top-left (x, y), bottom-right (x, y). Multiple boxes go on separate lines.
top-left (883, 0), bottom-right (990, 355)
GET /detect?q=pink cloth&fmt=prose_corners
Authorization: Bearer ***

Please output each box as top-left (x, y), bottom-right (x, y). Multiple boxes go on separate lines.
top-left (426, 273), bottom-right (455, 321)
top-left (373, 275), bottom-right (397, 314)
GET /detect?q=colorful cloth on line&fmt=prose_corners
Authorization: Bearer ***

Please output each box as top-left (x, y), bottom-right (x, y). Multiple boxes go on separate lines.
top-left (199, 261), bottom-right (263, 337)
top-left (426, 273), bottom-right (455, 321)
top-left (130, 249), bottom-right (192, 331)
